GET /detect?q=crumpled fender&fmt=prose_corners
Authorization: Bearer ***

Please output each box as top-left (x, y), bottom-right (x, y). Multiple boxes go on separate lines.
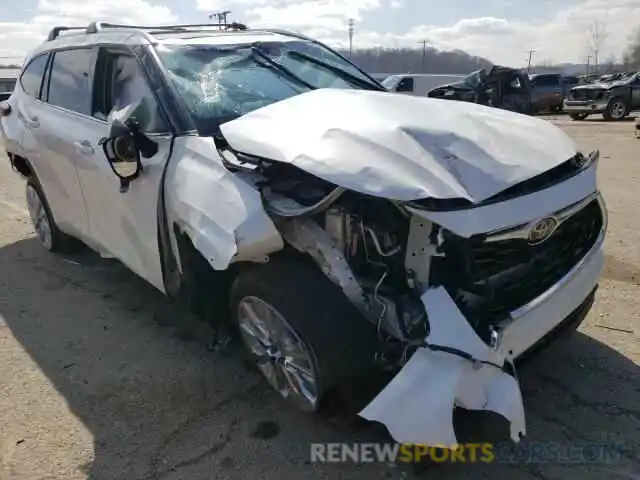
top-left (359, 286), bottom-right (526, 445)
top-left (164, 137), bottom-right (284, 271)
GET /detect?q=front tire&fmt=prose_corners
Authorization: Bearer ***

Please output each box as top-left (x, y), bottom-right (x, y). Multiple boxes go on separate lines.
top-left (603, 97), bottom-right (629, 121)
top-left (25, 177), bottom-right (83, 253)
top-left (230, 257), bottom-right (385, 414)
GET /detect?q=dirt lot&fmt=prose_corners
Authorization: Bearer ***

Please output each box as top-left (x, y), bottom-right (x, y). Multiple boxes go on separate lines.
top-left (0, 116), bottom-right (638, 480)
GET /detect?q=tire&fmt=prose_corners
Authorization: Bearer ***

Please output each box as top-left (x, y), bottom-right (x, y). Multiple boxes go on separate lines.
top-left (570, 113), bottom-right (589, 121)
top-left (25, 177), bottom-right (83, 254)
top-left (229, 257), bottom-right (387, 414)
top-left (603, 97), bottom-right (629, 121)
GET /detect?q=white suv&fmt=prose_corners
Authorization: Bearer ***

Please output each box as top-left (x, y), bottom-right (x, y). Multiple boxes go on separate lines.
top-left (0, 22), bottom-right (607, 446)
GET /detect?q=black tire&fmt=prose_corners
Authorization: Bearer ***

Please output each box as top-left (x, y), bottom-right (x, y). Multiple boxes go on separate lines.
top-left (229, 256), bottom-right (388, 413)
top-left (570, 113), bottom-right (589, 121)
top-left (26, 177), bottom-right (84, 254)
top-left (603, 97), bottom-right (629, 121)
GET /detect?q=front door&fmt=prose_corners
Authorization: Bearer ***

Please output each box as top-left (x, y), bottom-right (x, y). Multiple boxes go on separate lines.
top-left (76, 46), bottom-right (173, 292)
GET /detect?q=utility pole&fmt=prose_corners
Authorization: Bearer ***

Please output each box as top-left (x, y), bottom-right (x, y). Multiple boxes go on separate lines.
top-left (527, 49), bottom-right (536, 73)
top-left (419, 40), bottom-right (428, 73)
top-left (585, 55), bottom-right (592, 75)
top-left (348, 19), bottom-right (354, 57)
top-left (209, 10), bottom-right (231, 29)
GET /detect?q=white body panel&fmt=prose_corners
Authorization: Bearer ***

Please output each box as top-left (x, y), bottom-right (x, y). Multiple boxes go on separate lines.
top-left (221, 89), bottom-right (577, 203)
top-left (164, 136), bottom-right (283, 272)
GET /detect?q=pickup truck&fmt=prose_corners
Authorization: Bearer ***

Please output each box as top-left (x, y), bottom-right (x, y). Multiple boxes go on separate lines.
top-left (563, 72), bottom-right (640, 121)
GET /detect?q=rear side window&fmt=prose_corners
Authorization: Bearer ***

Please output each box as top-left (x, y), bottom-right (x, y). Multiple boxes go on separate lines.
top-left (46, 48), bottom-right (94, 115)
top-left (19, 54), bottom-right (49, 98)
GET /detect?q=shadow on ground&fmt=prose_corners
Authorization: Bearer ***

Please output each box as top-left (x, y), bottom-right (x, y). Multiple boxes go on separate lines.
top-left (0, 237), bottom-right (638, 480)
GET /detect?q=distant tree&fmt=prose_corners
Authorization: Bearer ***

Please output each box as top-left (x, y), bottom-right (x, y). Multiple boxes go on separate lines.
top-left (337, 47), bottom-right (493, 74)
top-left (585, 19), bottom-right (608, 75)
top-left (623, 27), bottom-right (640, 68)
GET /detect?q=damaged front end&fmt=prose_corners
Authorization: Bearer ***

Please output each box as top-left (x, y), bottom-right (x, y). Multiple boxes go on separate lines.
top-left (216, 141), bottom-right (607, 446)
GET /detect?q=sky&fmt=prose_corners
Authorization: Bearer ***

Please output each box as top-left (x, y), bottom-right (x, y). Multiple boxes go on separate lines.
top-left (0, 0), bottom-right (638, 68)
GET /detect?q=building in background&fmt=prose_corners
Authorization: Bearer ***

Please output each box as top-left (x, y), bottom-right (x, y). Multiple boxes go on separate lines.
top-left (0, 68), bottom-right (19, 101)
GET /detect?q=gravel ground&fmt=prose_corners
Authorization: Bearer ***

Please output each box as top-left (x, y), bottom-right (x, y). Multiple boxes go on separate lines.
top-left (0, 116), bottom-right (638, 480)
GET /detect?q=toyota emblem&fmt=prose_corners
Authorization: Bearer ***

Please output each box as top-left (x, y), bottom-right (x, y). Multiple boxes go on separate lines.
top-left (527, 217), bottom-right (558, 245)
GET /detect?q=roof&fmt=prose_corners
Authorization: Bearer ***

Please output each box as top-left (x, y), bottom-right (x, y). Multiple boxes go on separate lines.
top-left (0, 68), bottom-right (20, 79)
top-left (25, 22), bottom-right (310, 61)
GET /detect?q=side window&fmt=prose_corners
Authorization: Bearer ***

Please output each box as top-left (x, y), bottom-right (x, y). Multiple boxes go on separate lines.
top-left (397, 77), bottom-right (414, 92)
top-left (19, 54), bottom-right (49, 98)
top-left (47, 49), bottom-right (94, 115)
top-left (93, 50), bottom-right (167, 133)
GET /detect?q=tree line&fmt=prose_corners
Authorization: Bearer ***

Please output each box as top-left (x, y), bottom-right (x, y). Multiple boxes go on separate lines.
top-left (335, 47), bottom-right (493, 74)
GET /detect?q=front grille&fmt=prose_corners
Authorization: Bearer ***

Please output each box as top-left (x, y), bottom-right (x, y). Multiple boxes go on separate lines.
top-left (569, 89), bottom-right (604, 101)
top-left (432, 198), bottom-right (603, 335)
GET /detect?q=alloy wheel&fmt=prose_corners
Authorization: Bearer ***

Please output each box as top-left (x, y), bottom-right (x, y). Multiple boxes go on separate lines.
top-left (237, 296), bottom-right (320, 412)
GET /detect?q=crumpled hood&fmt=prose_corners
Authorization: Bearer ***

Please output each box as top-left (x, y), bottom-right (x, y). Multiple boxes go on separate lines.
top-left (572, 82), bottom-right (619, 91)
top-left (220, 89), bottom-right (577, 203)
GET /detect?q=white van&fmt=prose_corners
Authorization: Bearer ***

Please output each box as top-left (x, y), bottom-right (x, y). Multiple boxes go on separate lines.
top-left (382, 73), bottom-right (465, 96)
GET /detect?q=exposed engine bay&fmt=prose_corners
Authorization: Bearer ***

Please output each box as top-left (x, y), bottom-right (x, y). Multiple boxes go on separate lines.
top-left (224, 156), bottom-right (432, 368)
top-left (215, 142), bottom-right (605, 445)
top-left (220, 147), bottom-right (605, 370)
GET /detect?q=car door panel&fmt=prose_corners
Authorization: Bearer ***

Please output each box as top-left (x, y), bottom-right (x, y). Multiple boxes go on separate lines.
top-left (25, 104), bottom-right (92, 237)
top-left (76, 48), bottom-right (169, 291)
top-left (23, 48), bottom-right (95, 238)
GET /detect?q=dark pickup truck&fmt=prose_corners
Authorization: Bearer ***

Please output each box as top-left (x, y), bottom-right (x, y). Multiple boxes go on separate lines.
top-left (563, 72), bottom-right (640, 121)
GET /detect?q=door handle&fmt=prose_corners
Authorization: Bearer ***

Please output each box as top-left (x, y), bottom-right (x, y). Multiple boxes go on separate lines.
top-left (26, 116), bottom-right (39, 128)
top-left (74, 140), bottom-right (95, 156)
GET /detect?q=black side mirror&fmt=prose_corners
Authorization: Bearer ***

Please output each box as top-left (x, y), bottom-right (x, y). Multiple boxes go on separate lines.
top-left (99, 117), bottom-right (157, 193)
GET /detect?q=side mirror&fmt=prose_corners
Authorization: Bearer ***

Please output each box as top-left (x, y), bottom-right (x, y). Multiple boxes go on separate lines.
top-left (99, 109), bottom-right (159, 192)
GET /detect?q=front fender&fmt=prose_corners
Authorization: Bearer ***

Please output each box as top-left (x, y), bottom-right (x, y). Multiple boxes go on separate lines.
top-left (164, 137), bottom-right (284, 273)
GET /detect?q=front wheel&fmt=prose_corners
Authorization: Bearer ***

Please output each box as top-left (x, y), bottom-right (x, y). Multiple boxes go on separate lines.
top-left (230, 257), bottom-right (385, 414)
top-left (603, 97), bottom-right (629, 121)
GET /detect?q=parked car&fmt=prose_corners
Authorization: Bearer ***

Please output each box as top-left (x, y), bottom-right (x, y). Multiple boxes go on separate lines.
top-left (563, 72), bottom-right (640, 120)
top-left (0, 22), bottom-right (607, 447)
top-left (0, 74), bottom-right (17, 102)
top-left (528, 73), bottom-right (565, 112)
top-left (381, 73), bottom-right (465, 96)
top-left (427, 66), bottom-right (532, 114)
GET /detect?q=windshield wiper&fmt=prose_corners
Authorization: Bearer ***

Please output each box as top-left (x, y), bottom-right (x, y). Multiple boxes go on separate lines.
top-left (286, 50), bottom-right (384, 91)
top-left (249, 46), bottom-right (316, 90)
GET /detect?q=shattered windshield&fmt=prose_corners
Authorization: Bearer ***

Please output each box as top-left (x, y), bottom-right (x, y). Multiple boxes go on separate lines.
top-left (462, 69), bottom-right (485, 89)
top-left (155, 40), bottom-right (380, 133)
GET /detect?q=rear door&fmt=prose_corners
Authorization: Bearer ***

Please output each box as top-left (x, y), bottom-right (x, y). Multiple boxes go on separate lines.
top-left (21, 48), bottom-right (95, 238)
top-left (2, 55), bottom-right (49, 158)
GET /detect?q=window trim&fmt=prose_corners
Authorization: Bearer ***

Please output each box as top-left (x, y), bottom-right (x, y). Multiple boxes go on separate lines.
top-left (42, 46), bottom-right (98, 117)
top-left (18, 52), bottom-right (51, 99)
top-left (92, 44), bottom-right (172, 134)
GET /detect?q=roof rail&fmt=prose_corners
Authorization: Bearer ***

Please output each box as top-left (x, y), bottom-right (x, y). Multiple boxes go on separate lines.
top-left (86, 21), bottom-right (248, 34)
top-left (46, 26), bottom-right (86, 41)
